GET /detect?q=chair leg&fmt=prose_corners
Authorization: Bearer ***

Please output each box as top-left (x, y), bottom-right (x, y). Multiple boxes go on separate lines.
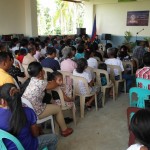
top-left (95, 94), bottom-right (98, 111)
top-left (80, 96), bottom-right (85, 118)
top-left (115, 82), bottom-right (118, 97)
top-left (102, 88), bottom-right (105, 107)
top-left (124, 81), bottom-right (126, 94)
top-left (72, 104), bottom-right (77, 125)
top-left (113, 85), bottom-right (115, 101)
top-left (51, 117), bottom-right (55, 134)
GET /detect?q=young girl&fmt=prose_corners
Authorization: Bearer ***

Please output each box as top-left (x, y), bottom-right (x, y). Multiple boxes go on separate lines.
top-left (73, 58), bottom-right (101, 108)
top-left (127, 109), bottom-right (150, 150)
top-left (47, 71), bottom-right (74, 108)
top-left (0, 83), bottom-right (58, 150)
top-left (22, 62), bottom-right (73, 137)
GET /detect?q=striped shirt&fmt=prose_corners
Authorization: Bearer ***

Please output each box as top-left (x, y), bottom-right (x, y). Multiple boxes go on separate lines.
top-left (136, 67), bottom-right (150, 89)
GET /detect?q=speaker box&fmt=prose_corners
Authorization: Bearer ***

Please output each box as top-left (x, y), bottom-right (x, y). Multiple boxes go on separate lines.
top-left (77, 28), bottom-right (86, 35)
top-left (101, 34), bottom-right (111, 40)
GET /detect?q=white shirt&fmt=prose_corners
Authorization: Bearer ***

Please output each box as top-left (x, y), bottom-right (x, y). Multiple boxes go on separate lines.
top-left (105, 58), bottom-right (124, 76)
top-left (87, 58), bottom-right (98, 69)
top-left (127, 143), bottom-right (143, 150)
top-left (73, 69), bottom-right (92, 94)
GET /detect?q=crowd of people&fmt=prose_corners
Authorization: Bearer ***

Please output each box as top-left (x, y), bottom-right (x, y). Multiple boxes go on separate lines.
top-left (0, 34), bottom-right (150, 149)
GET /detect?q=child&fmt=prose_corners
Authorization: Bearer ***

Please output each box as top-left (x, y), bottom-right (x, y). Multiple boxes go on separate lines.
top-left (127, 109), bottom-right (150, 150)
top-left (98, 63), bottom-right (107, 86)
top-left (0, 83), bottom-right (58, 150)
top-left (73, 58), bottom-right (101, 108)
top-left (47, 71), bottom-right (74, 108)
top-left (22, 62), bottom-right (73, 137)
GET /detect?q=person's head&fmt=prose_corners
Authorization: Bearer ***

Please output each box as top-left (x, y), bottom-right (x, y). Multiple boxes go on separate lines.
top-left (107, 47), bottom-right (117, 58)
top-left (66, 39), bottom-right (71, 46)
top-left (28, 62), bottom-right (44, 79)
top-left (77, 44), bottom-right (85, 54)
top-left (70, 46), bottom-right (76, 57)
top-left (92, 42), bottom-right (99, 50)
top-left (47, 71), bottom-right (63, 86)
top-left (143, 52), bottom-right (150, 66)
top-left (130, 109), bottom-right (150, 149)
top-left (20, 48), bottom-right (27, 56)
top-left (20, 39), bottom-right (29, 48)
top-left (118, 45), bottom-right (128, 58)
top-left (105, 43), bottom-right (112, 50)
top-left (98, 63), bottom-right (107, 71)
top-left (0, 52), bottom-right (12, 71)
top-left (0, 83), bottom-right (27, 135)
top-left (62, 46), bottom-right (72, 59)
top-left (84, 50), bottom-right (95, 60)
top-left (28, 43), bottom-right (36, 56)
top-left (76, 58), bottom-right (88, 73)
top-left (46, 47), bottom-right (57, 58)
top-left (0, 44), bottom-right (6, 52)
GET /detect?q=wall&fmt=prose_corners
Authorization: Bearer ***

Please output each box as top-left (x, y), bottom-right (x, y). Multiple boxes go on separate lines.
top-left (0, 0), bottom-right (38, 37)
top-left (95, 0), bottom-right (150, 46)
top-left (0, 0), bottom-right (26, 35)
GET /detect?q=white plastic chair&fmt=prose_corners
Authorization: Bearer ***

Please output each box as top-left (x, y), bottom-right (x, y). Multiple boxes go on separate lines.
top-left (122, 61), bottom-right (133, 75)
top-left (21, 97), bottom-right (55, 133)
top-left (43, 67), bottom-right (53, 79)
top-left (71, 75), bottom-right (98, 118)
top-left (22, 64), bottom-right (30, 78)
top-left (93, 68), bottom-right (115, 107)
top-left (51, 87), bottom-right (76, 125)
top-left (107, 65), bottom-right (126, 97)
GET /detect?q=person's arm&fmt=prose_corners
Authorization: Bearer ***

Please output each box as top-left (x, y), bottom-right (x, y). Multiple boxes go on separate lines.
top-left (31, 124), bottom-right (43, 137)
top-left (46, 80), bottom-right (58, 90)
top-left (62, 91), bottom-right (73, 102)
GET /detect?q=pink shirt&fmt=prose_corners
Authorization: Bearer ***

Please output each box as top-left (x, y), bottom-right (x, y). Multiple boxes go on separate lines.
top-left (60, 58), bottom-right (77, 73)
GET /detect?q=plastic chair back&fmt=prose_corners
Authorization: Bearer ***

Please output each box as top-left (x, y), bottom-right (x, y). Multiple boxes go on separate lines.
top-left (129, 87), bottom-right (150, 108)
top-left (43, 67), bottom-right (53, 79)
top-left (0, 129), bottom-right (25, 150)
top-left (136, 78), bottom-right (150, 90)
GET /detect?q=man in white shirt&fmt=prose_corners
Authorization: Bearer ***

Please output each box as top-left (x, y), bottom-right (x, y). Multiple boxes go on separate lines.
top-left (105, 47), bottom-right (134, 92)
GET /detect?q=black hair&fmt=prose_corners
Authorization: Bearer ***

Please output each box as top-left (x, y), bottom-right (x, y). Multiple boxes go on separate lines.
top-left (28, 62), bottom-right (42, 77)
top-left (76, 58), bottom-right (88, 73)
top-left (77, 44), bottom-right (84, 53)
top-left (98, 63), bottom-right (107, 71)
top-left (40, 42), bottom-right (45, 49)
top-left (84, 50), bottom-right (93, 60)
top-left (20, 48), bottom-right (27, 55)
top-left (20, 39), bottom-right (29, 47)
top-left (66, 39), bottom-right (71, 46)
top-left (47, 71), bottom-right (62, 81)
top-left (0, 83), bottom-right (27, 136)
top-left (46, 47), bottom-right (56, 55)
top-left (70, 46), bottom-right (76, 52)
top-left (118, 45), bottom-right (129, 60)
top-left (15, 50), bottom-right (19, 55)
top-left (0, 52), bottom-right (9, 64)
top-left (92, 42), bottom-right (98, 50)
top-left (143, 52), bottom-right (150, 66)
top-left (130, 109), bottom-right (150, 149)
top-left (52, 40), bottom-right (58, 46)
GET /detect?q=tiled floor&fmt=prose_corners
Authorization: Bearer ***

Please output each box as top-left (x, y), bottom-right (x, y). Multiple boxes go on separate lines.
top-left (57, 93), bottom-right (129, 150)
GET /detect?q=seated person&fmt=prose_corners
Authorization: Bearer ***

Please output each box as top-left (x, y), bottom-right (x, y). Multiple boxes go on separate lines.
top-left (0, 83), bottom-right (58, 150)
top-left (75, 44), bottom-right (85, 60)
top-left (8, 52), bottom-right (25, 85)
top-left (0, 52), bottom-right (14, 86)
top-left (41, 47), bottom-right (60, 71)
top-left (105, 47), bottom-right (134, 92)
top-left (127, 109), bottom-right (150, 150)
top-left (136, 52), bottom-right (150, 89)
top-left (17, 48), bottom-right (27, 63)
top-left (47, 71), bottom-right (74, 108)
top-left (73, 58), bottom-right (101, 108)
top-left (22, 62), bottom-right (73, 137)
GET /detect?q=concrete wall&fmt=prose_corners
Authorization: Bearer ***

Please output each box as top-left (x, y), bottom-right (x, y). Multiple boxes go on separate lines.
top-left (0, 0), bottom-right (26, 35)
top-left (0, 0), bottom-right (38, 36)
top-left (95, 0), bottom-right (150, 46)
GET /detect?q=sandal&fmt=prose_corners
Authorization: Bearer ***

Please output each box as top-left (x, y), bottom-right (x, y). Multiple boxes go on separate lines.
top-left (61, 128), bottom-right (73, 137)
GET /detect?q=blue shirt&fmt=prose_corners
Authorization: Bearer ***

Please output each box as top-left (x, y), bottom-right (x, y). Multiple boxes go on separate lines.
top-left (0, 107), bottom-right (38, 150)
top-left (41, 57), bottom-right (60, 71)
top-left (75, 53), bottom-right (85, 60)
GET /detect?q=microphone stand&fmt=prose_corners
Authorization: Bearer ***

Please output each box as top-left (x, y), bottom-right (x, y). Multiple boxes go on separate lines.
top-left (136, 29), bottom-right (144, 42)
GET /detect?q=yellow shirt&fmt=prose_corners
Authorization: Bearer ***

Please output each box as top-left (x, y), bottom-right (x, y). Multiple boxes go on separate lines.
top-left (0, 68), bottom-right (15, 86)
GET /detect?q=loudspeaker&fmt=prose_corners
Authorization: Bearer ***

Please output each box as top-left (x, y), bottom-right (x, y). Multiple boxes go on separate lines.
top-left (101, 34), bottom-right (111, 40)
top-left (77, 28), bottom-right (86, 35)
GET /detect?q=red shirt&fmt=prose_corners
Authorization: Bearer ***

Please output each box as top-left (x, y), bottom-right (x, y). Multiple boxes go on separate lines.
top-left (17, 55), bottom-right (24, 63)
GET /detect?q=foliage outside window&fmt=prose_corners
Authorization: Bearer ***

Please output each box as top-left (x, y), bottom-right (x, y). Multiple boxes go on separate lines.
top-left (37, 0), bottom-right (85, 35)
